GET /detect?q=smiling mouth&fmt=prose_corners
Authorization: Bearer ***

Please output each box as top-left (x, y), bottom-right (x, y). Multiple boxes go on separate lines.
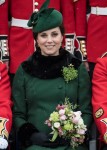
top-left (46, 45), bottom-right (55, 49)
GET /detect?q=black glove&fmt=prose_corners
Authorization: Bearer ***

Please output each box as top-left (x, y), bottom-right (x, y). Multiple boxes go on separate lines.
top-left (18, 123), bottom-right (38, 147)
top-left (30, 132), bottom-right (70, 148)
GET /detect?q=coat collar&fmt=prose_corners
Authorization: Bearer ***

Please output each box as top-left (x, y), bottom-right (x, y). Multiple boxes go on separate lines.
top-left (22, 48), bottom-right (81, 79)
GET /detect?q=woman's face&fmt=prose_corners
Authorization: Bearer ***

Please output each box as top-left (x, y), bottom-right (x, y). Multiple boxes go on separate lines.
top-left (37, 27), bottom-right (63, 56)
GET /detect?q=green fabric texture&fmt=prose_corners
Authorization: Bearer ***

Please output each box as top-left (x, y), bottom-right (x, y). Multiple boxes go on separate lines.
top-left (27, 0), bottom-right (62, 32)
top-left (25, 143), bottom-right (88, 150)
top-left (12, 62), bottom-right (92, 150)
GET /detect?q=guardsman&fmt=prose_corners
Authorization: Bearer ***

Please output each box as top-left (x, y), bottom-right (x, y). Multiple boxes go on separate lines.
top-left (92, 52), bottom-right (107, 149)
top-left (62, 0), bottom-right (87, 62)
top-left (0, 0), bottom-right (87, 77)
top-left (87, 0), bottom-right (107, 78)
top-left (0, 61), bottom-right (12, 149)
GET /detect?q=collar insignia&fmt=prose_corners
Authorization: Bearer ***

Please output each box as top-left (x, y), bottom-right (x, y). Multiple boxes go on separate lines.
top-left (95, 108), bottom-right (104, 118)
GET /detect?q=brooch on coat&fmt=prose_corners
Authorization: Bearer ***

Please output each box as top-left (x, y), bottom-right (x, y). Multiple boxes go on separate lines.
top-left (62, 64), bottom-right (78, 83)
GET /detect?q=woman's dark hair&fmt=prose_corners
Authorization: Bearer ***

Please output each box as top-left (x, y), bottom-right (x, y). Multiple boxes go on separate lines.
top-left (33, 23), bottom-right (65, 41)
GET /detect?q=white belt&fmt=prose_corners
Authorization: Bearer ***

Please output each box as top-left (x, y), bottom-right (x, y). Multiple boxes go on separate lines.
top-left (11, 17), bottom-right (32, 29)
top-left (91, 7), bottom-right (107, 15)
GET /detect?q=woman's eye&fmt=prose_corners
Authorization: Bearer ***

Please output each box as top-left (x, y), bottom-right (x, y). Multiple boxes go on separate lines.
top-left (41, 34), bottom-right (47, 37)
top-left (52, 33), bottom-right (58, 37)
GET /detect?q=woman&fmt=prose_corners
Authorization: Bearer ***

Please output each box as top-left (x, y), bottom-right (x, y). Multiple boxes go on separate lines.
top-left (12, 0), bottom-right (92, 150)
top-left (92, 53), bottom-right (107, 150)
top-left (0, 61), bottom-right (12, 149)
top-left (0, 0), bottom-right (85, 76)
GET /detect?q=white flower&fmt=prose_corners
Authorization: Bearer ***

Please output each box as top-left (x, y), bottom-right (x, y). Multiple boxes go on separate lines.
top-left (54, 122), bottom-right (60, 128)
top-left (72, 111), bottom-right (82, 124)
top-left (74, 111), bottom-right (82, 116)
top-left (59, 109), bottom-right (65, 115)
top-left (78, 118), bottom-right (84, 125)
top-left (60, 115), bottom-right (66, 120)
top-left (77, 129), bottom-right (86, 135)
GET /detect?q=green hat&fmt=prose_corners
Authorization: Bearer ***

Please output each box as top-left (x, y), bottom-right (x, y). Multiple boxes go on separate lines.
top-left (27, 0), bottom-right (63, 33)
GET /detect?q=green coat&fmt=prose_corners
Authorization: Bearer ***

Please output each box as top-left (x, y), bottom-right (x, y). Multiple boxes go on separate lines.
top-left (12, 50), bottom-right (92, 150)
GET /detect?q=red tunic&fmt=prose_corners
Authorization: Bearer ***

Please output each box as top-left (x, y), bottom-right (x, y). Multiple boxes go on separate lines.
top-left (87, 0), bottom-right (107, 63)
top-left (92, 57), bottom-right (107, 143)
top-left (0, 62), bottom-right (12, 139)
top-left (61, 0), bottom-right (86, 37)
top-left (61, 0), bottom-right (87, 61)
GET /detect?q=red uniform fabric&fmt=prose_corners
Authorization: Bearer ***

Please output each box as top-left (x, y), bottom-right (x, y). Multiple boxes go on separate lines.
top-left (87, 0), bottom-right (107, 63)
top-left (61, 0), bottom-right (87, 61)
top-left (0, 0), bottom-right (86, 73)
top-left (0, 62), bottom-right (12, 139)
top-left (61, 0), bottom-right (86, 37)
top-left (92, 57), bottom-right (107, 143)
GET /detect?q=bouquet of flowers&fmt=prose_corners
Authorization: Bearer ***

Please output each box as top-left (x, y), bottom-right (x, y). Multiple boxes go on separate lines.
top-left (45, 98), bottom-right (87, 149)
